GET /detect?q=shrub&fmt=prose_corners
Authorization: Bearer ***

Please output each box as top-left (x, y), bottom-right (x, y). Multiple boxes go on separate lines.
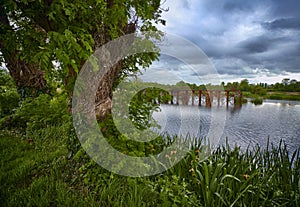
top-left (250, 85), bottom-right (267, 96)
top-left (14, 93), bottom-right (69, 133)
top-left (0, 69), bottom-right (20, 118)
top-left (251, 97), bottom-right (263, 105)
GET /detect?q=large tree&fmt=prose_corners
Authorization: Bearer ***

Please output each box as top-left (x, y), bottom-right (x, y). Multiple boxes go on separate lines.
top-left (0, 0), bottom-right (165, 119)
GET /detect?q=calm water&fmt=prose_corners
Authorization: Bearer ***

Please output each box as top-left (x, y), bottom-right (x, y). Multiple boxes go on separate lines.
top-left (152, 99), bottom-right (300, 153)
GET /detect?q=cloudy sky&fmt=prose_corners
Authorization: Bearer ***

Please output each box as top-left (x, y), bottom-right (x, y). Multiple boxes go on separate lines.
top-left (140, 0), bottom-right (300, 85)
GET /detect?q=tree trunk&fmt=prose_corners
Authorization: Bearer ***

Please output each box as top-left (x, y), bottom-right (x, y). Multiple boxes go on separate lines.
top-left (93, 22), bottom-right (136, 121)
top-left (0, 11), bottom-right (47, 98)
top-left (7, 52), bottom-right (47, 97)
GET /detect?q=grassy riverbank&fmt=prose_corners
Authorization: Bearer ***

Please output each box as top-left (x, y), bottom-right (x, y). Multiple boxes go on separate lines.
top-left (1, 128), bottom-right (299, 206)
top-left (244, 91), bottom-right (300, 101)
top-left (266, 92), bottom-right (300, 101)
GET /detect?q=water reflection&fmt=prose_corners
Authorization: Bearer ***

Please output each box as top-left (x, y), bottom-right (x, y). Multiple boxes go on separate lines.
top-left (153, 100), bottom-right (300, 153)
top-left (264, 99), bottom-right (300, 106)
top-left (228, 105), bottom-right (242, 115)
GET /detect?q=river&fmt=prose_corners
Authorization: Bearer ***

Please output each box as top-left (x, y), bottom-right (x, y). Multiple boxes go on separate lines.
top-left (152, 99), bottom-right (300, 153)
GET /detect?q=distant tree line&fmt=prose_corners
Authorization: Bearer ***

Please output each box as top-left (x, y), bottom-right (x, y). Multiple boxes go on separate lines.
top-left (174, 78), bottom-right (300, 95)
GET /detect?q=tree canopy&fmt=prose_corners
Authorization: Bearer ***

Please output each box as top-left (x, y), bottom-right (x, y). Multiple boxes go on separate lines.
top-left (0, 0), bottom-right (165, 102)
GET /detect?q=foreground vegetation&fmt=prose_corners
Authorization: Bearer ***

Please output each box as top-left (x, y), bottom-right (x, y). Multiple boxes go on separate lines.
top-left (1, 125), bottom-right (299, 206)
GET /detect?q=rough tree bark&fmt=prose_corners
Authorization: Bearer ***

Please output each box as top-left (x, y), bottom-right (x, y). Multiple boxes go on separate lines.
top-left (6, 52), bottom-right (47, 96)
top-left (0, 9), bottom-right (47, 98)
top-left (92, 8), bottom-right (137, 121)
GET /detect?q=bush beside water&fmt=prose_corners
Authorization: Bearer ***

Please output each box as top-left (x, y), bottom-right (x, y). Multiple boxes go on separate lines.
top-left (251, 97), bottom-right (263, 105)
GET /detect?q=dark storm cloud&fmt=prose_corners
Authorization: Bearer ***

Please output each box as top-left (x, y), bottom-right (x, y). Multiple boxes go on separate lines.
top-left (152, 0), bottom-right (300, 83)
top-left (269, 0), bottom-right (300, 17)
top-left (223, 2), bottom-right (245, 11)
top-left (222, 1), bottom-right (256, 12)
top-left (237, 35), bottom-right (290, 54)
top-left (239, 39), bottom-right (269, 53)
top-left (262, 18), bottom-right (300, 30)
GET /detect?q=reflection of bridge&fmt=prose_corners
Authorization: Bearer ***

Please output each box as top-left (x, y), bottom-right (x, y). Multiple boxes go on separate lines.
top-left (163, 90), bottom-right (243, 107)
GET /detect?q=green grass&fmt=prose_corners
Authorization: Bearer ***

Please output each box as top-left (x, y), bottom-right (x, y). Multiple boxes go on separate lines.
top-left (1, 128), bottom-right (299, 206)
top-left (0, 129), bottom-right (99, 207)
top-left (266, 93), bottom-right (300, 101)
top-left (243, 91), bottom-right (300, 101)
